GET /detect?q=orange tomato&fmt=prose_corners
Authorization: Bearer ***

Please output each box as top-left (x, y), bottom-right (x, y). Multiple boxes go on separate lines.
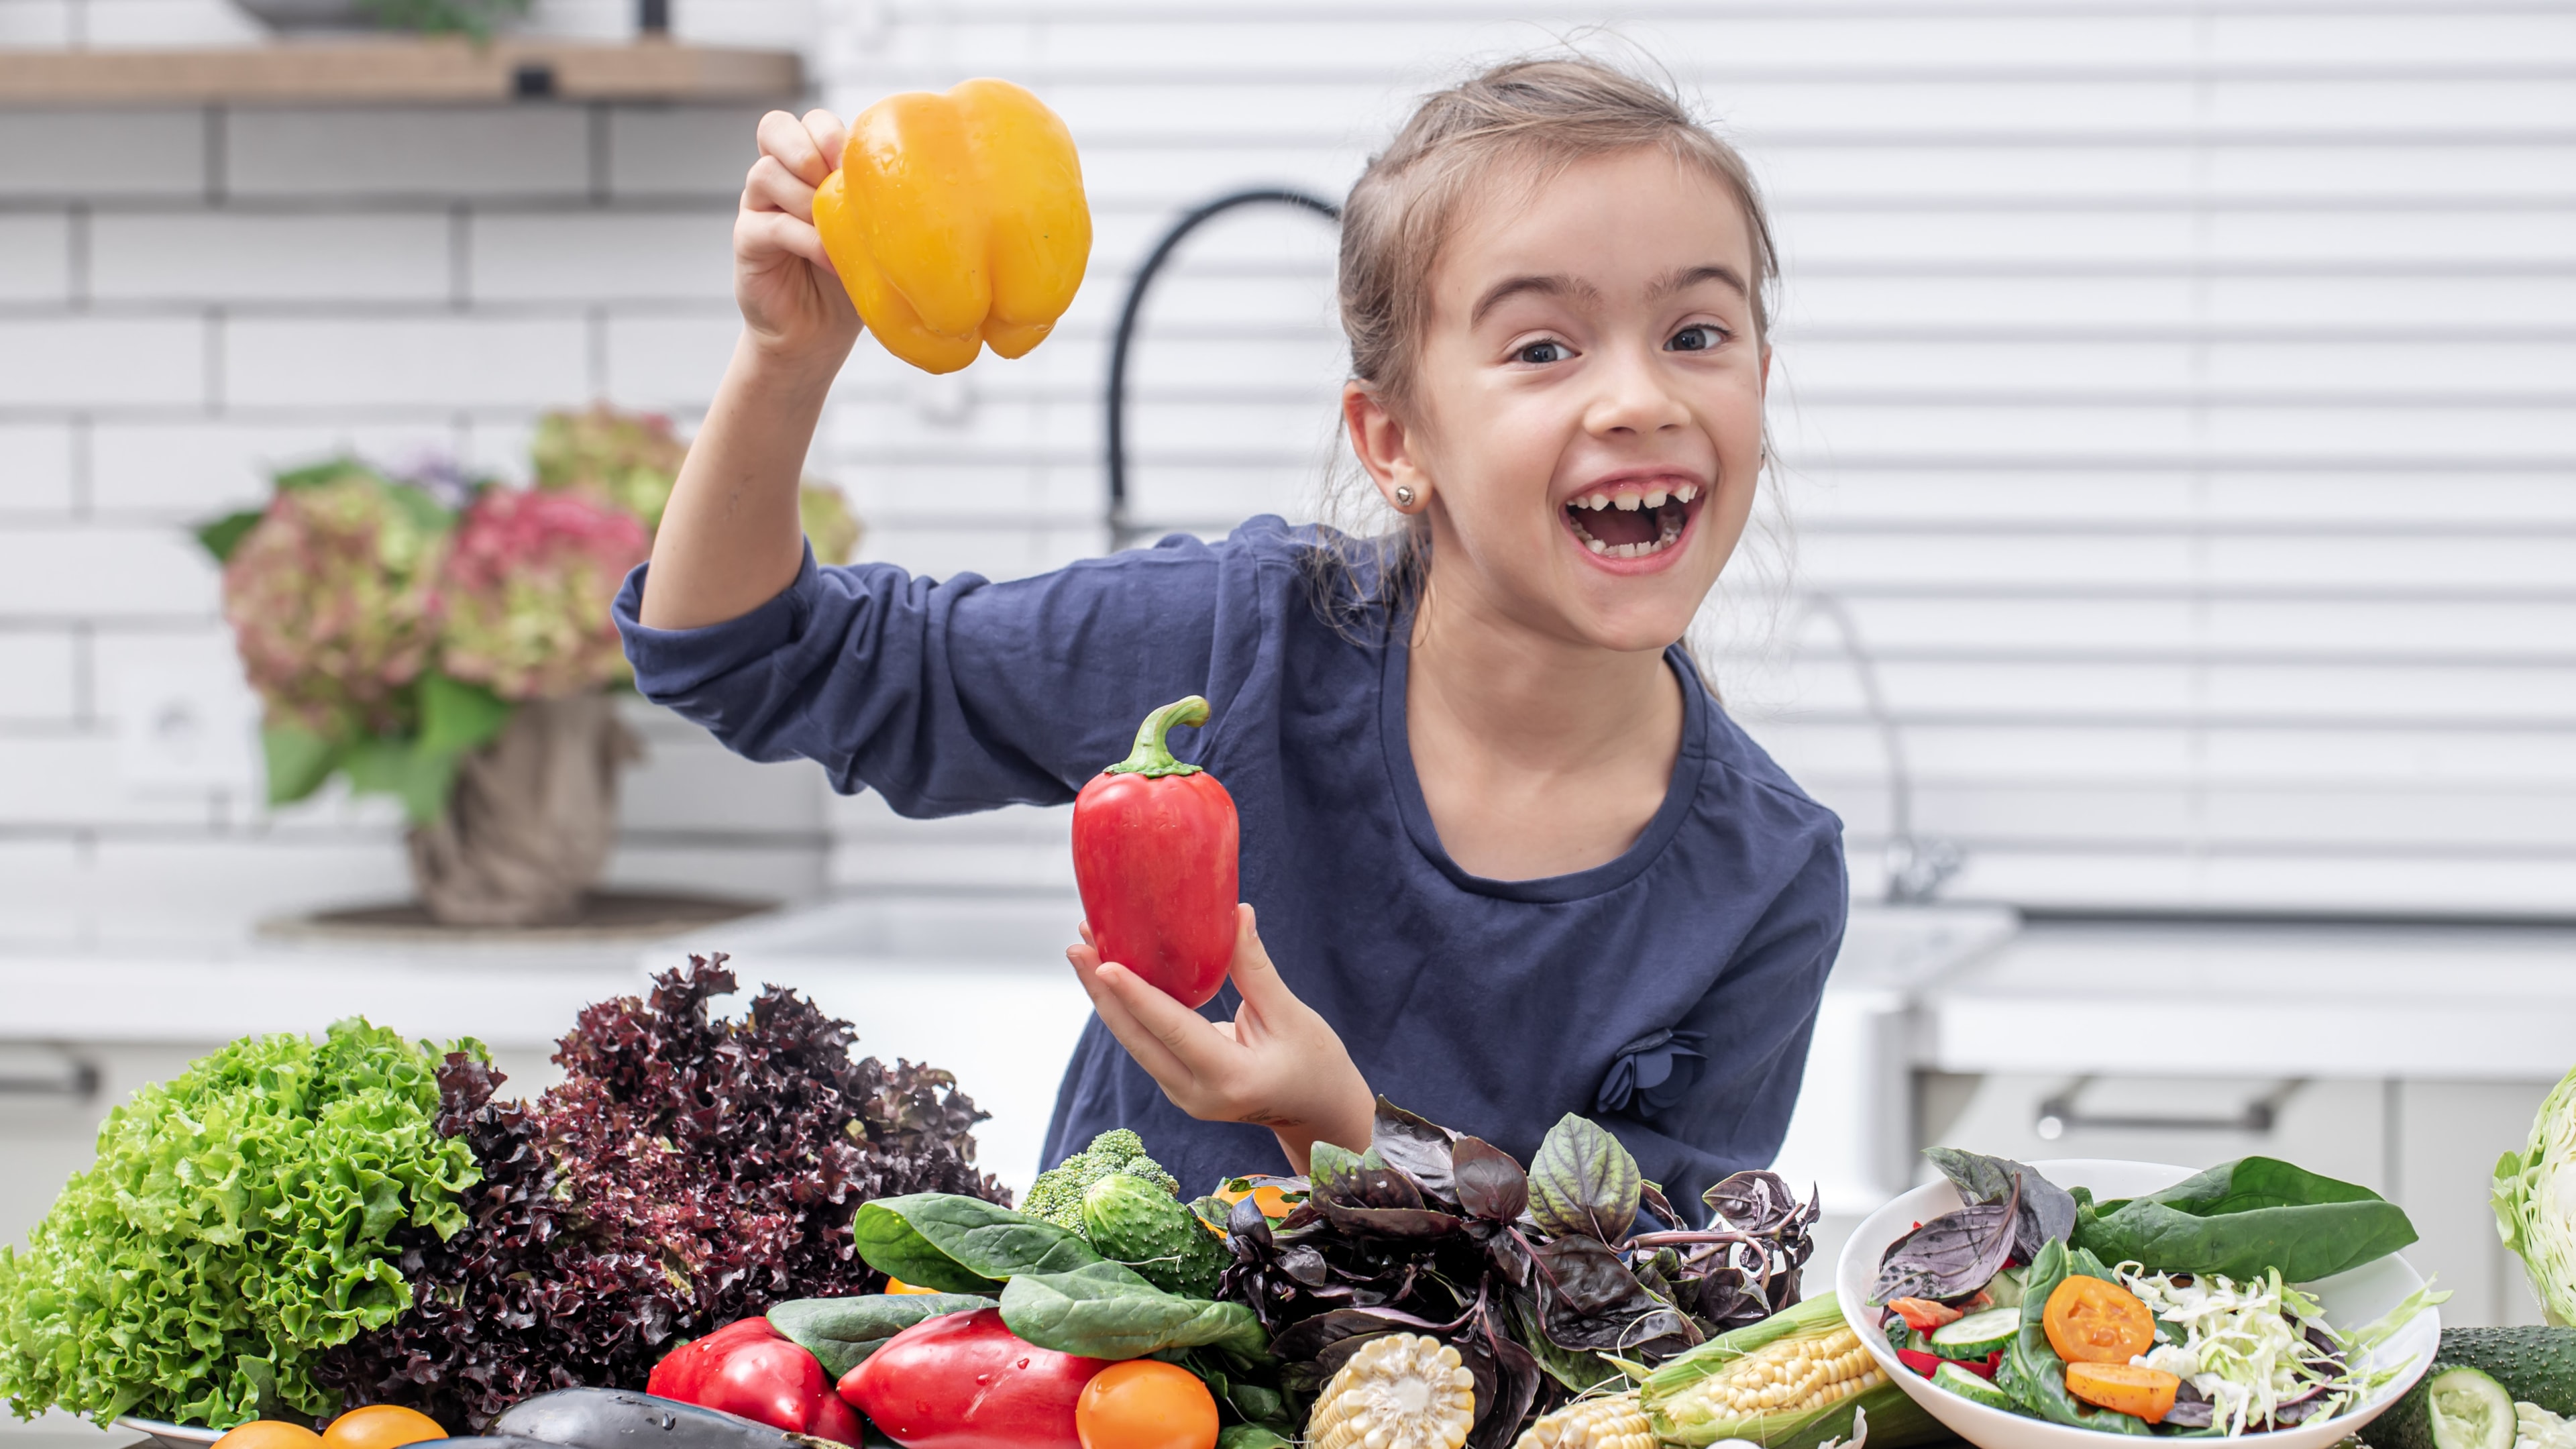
top-left (2065, 1361), bottom-right (2180, 1423)
top-left (321, 1405), bottom-right (447, 1449)
top-left (211, 1424), bottom-right (323, 1449)
top-left (1074, 1360), bottom-right (1218, 1449)
top-left (885, 1277), bottom-right (939, 1295)
top-left (2043, 1275), bottom-right (2156, 1365)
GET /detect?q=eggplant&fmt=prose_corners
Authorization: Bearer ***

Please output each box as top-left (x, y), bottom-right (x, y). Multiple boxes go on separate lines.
top-left (492, 1389), bottom-right (835, 1449)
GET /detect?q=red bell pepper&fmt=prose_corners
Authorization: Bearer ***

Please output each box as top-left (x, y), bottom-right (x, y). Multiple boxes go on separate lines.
top-left (647, 1316), bottom-right (859, 1446)
top-left (1071, 696), bottom-right (1240, 1010)
top-left (839, 1307), bottom-right (1108, 1449)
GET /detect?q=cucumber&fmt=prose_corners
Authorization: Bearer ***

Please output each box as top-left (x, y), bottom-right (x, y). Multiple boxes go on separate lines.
top-left (1986, 1267), bottom-right (2028, 1311)
top-left (1931, 1360), bottom-right (2018, 1413)
top-left (2428, 1367), bottom-right (2518, 1449)
top-left (2379, 1328), bottom-right (2576, 1449)
top-left (1929, 1308), bottom-right (2021, 1360)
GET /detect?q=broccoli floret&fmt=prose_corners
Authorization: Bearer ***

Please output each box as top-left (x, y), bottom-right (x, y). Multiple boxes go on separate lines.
top-left (1022, 1128), bottom-right (1180, 1234)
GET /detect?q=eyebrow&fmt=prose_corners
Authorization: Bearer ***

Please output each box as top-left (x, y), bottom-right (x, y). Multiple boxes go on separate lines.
top-left (1469, 273), bottom-right (1603, 327)
top-left (1650, 264), bottom-right (1750, 302)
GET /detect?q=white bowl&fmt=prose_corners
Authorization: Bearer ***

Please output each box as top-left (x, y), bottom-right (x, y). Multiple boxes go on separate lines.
top-left (1833, 1159), bottom-right (2440, 1449)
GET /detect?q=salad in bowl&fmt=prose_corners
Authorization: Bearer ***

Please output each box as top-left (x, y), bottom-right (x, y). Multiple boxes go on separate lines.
top-left (1833, 1155), bottom-right (2445, 1449)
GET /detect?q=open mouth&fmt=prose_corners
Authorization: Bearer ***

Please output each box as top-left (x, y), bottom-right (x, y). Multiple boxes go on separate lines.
top-left (1562, 482), bottom-right (1699, 561)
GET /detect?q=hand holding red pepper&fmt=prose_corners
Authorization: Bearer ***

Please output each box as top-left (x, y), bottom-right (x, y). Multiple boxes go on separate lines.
top-left (1066, 903), bottom-right (1374, 1174)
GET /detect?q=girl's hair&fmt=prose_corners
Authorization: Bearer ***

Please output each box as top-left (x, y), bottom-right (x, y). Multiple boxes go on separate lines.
top-left (1307, 54), bottom-right (1782, 628)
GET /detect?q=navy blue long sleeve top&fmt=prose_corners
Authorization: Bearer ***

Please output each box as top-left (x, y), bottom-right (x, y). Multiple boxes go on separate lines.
top-left (613, 517), bottom-right (1846, 1220)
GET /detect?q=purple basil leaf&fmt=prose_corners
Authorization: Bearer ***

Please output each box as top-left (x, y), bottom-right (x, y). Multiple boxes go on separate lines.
top-left (1526, 1114), bottom-right (1641, 1242)
top-left (1529, 1236), bottom-right (1696, 1356)
top-left (1924, 1147), bottom-right (2076, 1255)
top-left (1312, 1201), bottom-right (1466, 1239)
top-left (1452, 1137), bottom-right (1529, 1223)
top-left (1468, 1313), bottom-right (1544, 1449)
top-left (1371, 1098), bottom-right (1460, 1203)
top-left (1870, 1172), bottom-right (2023, 1304)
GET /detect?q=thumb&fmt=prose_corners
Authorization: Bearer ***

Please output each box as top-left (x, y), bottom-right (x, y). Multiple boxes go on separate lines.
top-left (1224, 904), bottom-right (1298, 1013)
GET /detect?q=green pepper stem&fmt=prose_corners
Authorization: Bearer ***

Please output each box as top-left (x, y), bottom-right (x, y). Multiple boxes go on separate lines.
top-left (1104, 695), bottom-right (1209, 777)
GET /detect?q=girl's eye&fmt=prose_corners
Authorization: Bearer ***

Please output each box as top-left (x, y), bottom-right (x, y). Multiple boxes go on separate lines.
top-left (1667, 324), bottom-right (1725, 353)
top-left (1514, 339), bottom-right (1568, 365)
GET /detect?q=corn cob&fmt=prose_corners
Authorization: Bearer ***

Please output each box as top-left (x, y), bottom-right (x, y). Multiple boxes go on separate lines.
top-left (1657, 1324), bottom-right (1884, 1423)
top-left (1643, 1293), bottom-right (1944, 1449)
top-left (1307, 1334), bottom-right (1481, 1449)
top-left (1513, 1393), bottom-right (1656, 1449)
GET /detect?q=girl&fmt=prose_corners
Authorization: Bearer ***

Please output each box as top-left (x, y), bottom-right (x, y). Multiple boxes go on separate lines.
top-left (617, 57), bottom-right (1843, 1218)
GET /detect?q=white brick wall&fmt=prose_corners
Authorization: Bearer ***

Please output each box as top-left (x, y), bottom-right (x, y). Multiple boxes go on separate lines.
top-left (0, 0), bottom-right (869, 946)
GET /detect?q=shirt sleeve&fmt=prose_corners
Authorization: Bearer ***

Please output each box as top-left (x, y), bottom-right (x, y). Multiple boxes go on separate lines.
top-left (612, 535), bottom-right (1233, 816)
top-left (1602, 835), bottom-right (1847, 1222)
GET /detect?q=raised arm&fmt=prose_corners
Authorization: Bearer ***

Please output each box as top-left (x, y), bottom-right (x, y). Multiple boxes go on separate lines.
top-left (639, 109), bottom-right (862, 631)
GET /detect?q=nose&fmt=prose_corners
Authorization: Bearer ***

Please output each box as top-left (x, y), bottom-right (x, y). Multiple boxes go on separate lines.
top-left (1581, 337), bottom-right (1693, 439)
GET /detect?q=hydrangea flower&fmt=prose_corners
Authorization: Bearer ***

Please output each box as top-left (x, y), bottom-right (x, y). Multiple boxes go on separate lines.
top-left (221, 465), bottom-right (447, 742)
top-left (435, 488), bottom-right (651, 702)
top-left (531, 405), bottom-right (688, 529)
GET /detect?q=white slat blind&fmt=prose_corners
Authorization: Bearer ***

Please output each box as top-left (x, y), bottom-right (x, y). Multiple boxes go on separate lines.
top-left (818, 1), bottom-right (2576, 917)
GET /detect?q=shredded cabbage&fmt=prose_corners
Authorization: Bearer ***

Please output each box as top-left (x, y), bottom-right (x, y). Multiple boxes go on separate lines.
top-left (2118, 1265), bottom-right (2445, 1437)
top-left (2520, 1402), bottom-right (2576, 1449)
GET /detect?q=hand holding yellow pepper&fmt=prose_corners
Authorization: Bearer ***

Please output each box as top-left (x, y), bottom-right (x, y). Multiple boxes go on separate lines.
top-left (812, 79), bottom-right (1091, 375)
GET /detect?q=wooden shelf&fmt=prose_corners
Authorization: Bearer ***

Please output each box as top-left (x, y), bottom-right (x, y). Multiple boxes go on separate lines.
top-left (0, 38), bottom-right (803, 106)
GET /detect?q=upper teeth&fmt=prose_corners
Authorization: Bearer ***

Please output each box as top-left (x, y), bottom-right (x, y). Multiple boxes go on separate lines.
top-left (1571, 483), bottom-right (1697, 511)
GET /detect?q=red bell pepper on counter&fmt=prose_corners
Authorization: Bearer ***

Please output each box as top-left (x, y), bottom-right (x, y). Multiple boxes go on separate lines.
top-left (1071, 696), bottom-right (1240, 1010)
top-left (647, 1316), bottom-right (862, 1446)
top-left (839, 1307), bottom-right (1109, 1449)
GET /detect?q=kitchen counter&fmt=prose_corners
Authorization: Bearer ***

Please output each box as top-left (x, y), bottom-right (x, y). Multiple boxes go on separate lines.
top-left (1921, 916), bottom-right (2576, 1079)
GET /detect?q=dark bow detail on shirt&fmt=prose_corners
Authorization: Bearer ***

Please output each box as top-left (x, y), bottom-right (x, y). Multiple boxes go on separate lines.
top-left (1595, 1028), bottom-right (1709, 1117)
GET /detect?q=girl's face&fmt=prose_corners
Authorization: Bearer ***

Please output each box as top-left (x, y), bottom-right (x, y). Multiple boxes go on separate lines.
top-left (1346, 146), bottom-right (1768, 655)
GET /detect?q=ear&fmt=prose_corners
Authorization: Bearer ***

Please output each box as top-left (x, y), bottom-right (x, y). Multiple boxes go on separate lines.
top-left (1341, 381), bottom-right (1431, 513)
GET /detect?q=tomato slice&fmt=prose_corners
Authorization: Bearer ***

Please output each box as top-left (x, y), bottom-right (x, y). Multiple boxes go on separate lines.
top-left (2043, 1275), bottom-right (2156, 1365)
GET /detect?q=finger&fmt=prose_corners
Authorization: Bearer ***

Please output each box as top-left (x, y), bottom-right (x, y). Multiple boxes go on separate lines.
top-left (1095, 963), bottom-right (1252, 1082)
top-left (757, 108), bottom-right (832, 187)
top-left (1079, 920), bottom-right (1097, 949)
top-left (802, 108), bottom-right (849, 170)
top-left (1083, 962), bottom-right (1201, 1088)
top-left (744, 154), bottom-right (818, 221)
top-left (1222, 904), bottom-right (1299, 1014)
top-left (737, 210), bottom-right (832, 273)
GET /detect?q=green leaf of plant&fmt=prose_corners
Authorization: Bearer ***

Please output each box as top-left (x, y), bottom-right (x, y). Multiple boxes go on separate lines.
top-left (767, 1293), bottom-right (989, 1380)
top-left (1217, 1426), bottom-right (1294, 1449)
top-left (2070, 1156), bottom-right (2417, 1283)
top-left (997, 1261), bottom-right (1269, 1361)
top-left (261, 724), bottom-right (341, 806)
top-left (850, 1193), bottom-right (1099, 1295)
top-left (1527, 1113), bottom-right (1641, 1242)
top-left (195, 509), bottom-right (266, 564)
top-left (338, 737), bottom-right (457, 825)
top-left (416, 672), bottom-right (514, 757)
top-left (1994, 1239), bottom-right (2157, 1436)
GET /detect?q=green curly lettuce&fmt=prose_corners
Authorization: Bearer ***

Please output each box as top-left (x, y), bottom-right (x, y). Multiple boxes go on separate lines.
top-left (0, 1020), bottom-right (481, 1429)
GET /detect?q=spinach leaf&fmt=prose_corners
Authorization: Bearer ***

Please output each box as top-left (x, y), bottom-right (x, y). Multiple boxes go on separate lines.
top-left (1527, 1113), bottom-right (1642, 1242)
top-left (850, 1193), bottom-right (1100, 1293)
top-left (1996, 1239), bottom-right (2156, 1436)
top-left (1218, 1426), bottom-right (1295, 1449)
top-left (1925, 1147), bottom-right (2078, 1258)
top-left (767, 1293), bottom-right (990, 1379)
top-left (998, 1260), bottom-right (1271, 1360)
top-left (1872, 1171), bottom-right (2021, 1303)
top-left (2072, 1157), bottom-right (2416, 1283)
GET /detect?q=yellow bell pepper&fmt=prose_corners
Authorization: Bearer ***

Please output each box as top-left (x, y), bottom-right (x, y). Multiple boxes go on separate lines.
top-left (813, 78), bottom-right (1091, 375)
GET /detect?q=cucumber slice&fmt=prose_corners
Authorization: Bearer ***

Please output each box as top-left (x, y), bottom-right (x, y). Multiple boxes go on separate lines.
top-left (1986, 1266), bottom-right (2028, 1310)
top-left (2427, 1366), bottom-right (2518, 1449)
top-left (1929, 1307), bottom-right (2021, 1360)
top-left (1932, 1359), bottom-right (2019, 1412)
